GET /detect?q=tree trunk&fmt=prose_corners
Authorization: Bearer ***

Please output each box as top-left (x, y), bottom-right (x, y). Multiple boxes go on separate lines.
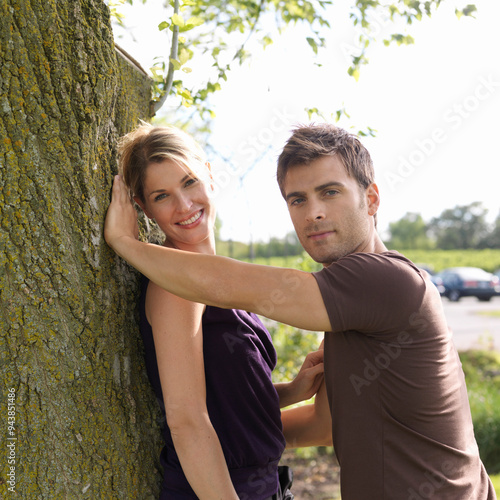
top-left (0, 1), bottom-right (163, 497)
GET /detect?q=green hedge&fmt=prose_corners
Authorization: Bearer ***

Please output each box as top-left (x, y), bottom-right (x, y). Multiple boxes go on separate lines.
top-left (460, 350), bottom-right (500, 473)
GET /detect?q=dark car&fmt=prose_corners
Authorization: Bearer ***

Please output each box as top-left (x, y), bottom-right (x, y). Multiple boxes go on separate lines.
top-left (416, 264), bottom-right (445, 294)
top-left (495, 269), bottom-right (500, 296)
top-left (435, 267), bottom-right (500, 302)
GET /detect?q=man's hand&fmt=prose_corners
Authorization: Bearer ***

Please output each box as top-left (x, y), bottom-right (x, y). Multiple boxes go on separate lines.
top-left (104, 175), bottom-right (139, 252)
top-left (275, 345), bottom-right (325, 408)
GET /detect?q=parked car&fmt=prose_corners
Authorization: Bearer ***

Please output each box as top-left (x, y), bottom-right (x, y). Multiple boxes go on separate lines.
top-left (416, 264), bottom-right (445, 294)
top-left (435, 267), bottom-right (500, 302)
top-left (429, 274), bottom-right (446, 295)
top-left (495, 269), bottom-right (500, 296)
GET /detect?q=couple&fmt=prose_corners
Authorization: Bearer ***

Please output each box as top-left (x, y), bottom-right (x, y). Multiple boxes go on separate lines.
top-left (105, 123), bottom-right (495, 499)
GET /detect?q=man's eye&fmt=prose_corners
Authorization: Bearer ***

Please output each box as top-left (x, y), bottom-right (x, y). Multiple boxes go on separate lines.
top-left (325, 190), bottom-right (339, 196)
top-left (290, 198), bottom-right (304, 206)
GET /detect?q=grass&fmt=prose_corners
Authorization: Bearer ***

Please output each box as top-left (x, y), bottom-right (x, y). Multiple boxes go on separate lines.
top-left (490, 474), bottom-right (500, 494)
top-left (475, 310), bottom-right (500, 318)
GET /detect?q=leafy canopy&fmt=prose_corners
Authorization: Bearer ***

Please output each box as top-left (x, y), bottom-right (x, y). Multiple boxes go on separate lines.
top-left (110, 0), bottom-right (477, 122)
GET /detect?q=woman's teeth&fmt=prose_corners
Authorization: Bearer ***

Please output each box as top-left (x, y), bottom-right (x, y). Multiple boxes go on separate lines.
top-left (178, 210), bottom-right (202, 226)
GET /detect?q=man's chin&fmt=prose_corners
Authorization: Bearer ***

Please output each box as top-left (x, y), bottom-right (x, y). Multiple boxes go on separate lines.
top-left (308, 251), bottom-right (337, 266)
top-left (307, 247), bottom-right (351, 266)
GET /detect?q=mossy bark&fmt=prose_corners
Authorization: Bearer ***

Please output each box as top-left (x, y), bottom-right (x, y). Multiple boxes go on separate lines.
top-left (0, 0), bottom-right (163, 497)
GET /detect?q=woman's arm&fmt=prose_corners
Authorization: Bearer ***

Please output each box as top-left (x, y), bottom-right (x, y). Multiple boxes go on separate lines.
top-left (280, 380), bottom-right (333, 449)
top-left (274, 348), bottom-right (324, 409)
top-left (146, 281), bottom-right (238, 500)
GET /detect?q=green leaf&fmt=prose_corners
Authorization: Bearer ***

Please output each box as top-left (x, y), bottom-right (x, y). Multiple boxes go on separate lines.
top-left (170, 58), bottom-right (181, 70)
top-left (306, 37), bottom-right (318, 55)
top-left (178, 88), bottom-right (192, 99)
top-left (158, 21), bottom-right (170, 31)
top-left (171, 13), bottom-right (185, 27)
top-left (262, 36), bottom-right (273, 49)
top-left (178, 47), bottom-right (191, 65)
top-left (456, 4), bottom-right (477, 19)
top-left (347, 66), bottom-right (360, 81)
top-left (186, 16), bottom-right (204, 27)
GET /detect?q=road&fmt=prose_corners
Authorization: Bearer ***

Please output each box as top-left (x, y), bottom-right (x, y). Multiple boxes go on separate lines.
top-left (441, 295), bottom-right (500, 352)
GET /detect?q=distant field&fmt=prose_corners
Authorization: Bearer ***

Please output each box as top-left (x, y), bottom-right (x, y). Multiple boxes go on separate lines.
top-left (392, 248), bottom-right (500, 273)
top-left (241, 249), bottom-right (500, 273)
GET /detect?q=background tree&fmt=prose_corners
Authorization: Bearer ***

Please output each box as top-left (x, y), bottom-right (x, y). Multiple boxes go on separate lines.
top-left (0, 1), bottom-right (163, 497)
top-left (428, 202), bottom-right (490, 250)
top-left (387, 212), bottom-right (433, 250)
top-left (478, 211), bottom-right (500, 249)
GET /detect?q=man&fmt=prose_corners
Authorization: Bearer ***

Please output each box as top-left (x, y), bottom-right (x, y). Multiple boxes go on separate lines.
top-left (105, 123), bottom-right (495, 499)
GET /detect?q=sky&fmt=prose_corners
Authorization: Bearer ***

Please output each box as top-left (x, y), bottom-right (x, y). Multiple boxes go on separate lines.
top-left (112, 0), bottom-right (500, 243)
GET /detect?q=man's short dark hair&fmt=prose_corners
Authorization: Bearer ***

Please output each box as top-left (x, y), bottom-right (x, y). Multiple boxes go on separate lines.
top-left (277, 123), bottom-right (375, 198)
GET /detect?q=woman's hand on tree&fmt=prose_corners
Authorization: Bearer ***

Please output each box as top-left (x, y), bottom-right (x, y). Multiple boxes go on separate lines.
top-left (104, 175), bottom-right (139, 251)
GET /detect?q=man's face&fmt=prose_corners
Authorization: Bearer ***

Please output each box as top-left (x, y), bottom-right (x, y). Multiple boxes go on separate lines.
top-left (283, 155), bottom-right (377, 266)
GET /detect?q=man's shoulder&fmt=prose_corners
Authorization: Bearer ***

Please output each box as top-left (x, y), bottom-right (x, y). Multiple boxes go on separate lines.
top-left (333, 250), bottom-right (418, 273)
top-left (314, 250), bottom-right (424, 292)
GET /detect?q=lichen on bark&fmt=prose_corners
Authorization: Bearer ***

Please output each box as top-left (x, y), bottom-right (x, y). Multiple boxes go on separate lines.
top-left (0, 1), bottom-right (162, 497)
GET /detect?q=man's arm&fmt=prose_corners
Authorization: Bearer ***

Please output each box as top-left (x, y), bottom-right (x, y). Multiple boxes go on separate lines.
top-left (104, 175), bottom-right (332, 332)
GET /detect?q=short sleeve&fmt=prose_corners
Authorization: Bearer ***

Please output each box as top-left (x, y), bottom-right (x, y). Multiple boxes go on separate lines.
top-left (312, 252), bottom-right (426, 336)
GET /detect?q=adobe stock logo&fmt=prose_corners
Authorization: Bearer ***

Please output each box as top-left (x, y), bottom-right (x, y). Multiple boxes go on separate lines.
top-left (349, 330), bottom-right (413, 395)
top-left (407, 459), bottom-right (459, 499)
top-left (384, 74), bottom-right (499, 191)
top-left (349, 312), bottom-right (428, 396)
top-left (210, 106), bottom-right (295, 199)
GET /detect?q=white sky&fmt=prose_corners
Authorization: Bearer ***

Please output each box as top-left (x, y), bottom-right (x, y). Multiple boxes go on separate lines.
top-left (112, 0), bottom-right (500, 243)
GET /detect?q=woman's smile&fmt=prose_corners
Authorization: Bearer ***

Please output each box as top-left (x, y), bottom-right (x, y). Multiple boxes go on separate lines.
top-left (176, 209), bottom-right (204, 227)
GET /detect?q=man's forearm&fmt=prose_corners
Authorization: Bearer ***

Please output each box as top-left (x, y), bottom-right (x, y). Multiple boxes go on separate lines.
top-left (110, 235), bottom-right (330, 331)
top-left (281, 404), bottom-right (333, 448)
top-left (112, 236), bottom-right (239, 308)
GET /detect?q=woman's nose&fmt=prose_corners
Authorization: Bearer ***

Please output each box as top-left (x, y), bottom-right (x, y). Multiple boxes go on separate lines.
top-left (176, 193), bottom-right (193, 212)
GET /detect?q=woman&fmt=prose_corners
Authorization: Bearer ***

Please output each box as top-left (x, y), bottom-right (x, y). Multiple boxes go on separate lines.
top-left (116, 124), bottom-right (330, 499)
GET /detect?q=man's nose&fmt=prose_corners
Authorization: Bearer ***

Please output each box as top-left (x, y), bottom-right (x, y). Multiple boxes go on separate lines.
top-left (305, 200), bottom-right (326, 222)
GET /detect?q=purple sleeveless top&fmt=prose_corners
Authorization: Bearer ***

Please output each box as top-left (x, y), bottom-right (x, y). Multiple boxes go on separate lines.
top-left (139, 278), bottom-right (285, 499)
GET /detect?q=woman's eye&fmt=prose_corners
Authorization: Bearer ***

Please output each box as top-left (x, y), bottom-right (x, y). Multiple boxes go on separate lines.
top-left (154, 193), bottom-right (168, 202)
top-left (185, 177), bottom-right (198, 187)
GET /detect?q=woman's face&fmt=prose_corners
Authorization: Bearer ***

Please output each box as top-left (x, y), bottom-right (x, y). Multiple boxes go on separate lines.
top-left (135, 159), bottom-right (216, 251)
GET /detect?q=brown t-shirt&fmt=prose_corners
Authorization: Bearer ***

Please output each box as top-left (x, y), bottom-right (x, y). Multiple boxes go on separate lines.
top-left (313, 251), bottom-right (495, 500)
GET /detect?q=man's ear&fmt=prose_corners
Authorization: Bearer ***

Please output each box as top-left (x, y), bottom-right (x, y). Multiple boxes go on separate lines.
top-left (133, 196), bottom-right (153, 219)
top-left (366, 183), bottom-right (380, 216)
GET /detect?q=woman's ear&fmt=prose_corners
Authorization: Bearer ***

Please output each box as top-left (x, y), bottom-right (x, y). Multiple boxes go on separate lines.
top-left (133, 196), bottom-right (153, 219)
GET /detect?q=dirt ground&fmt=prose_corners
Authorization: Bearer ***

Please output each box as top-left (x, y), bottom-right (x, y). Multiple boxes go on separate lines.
top-left (280, 449), bottom-right (341, 499)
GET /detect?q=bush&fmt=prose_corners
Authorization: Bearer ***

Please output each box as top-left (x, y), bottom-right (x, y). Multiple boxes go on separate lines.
top-left (460, 350), bottom-right (500, 474)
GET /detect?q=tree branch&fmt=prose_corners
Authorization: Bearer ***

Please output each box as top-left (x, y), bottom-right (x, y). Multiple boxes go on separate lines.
top-left (151, 0), bottom-right (180, 115)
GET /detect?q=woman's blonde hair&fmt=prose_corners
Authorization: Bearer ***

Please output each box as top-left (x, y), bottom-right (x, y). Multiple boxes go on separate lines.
top-left (118, 123), bottom-right (208, 203)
